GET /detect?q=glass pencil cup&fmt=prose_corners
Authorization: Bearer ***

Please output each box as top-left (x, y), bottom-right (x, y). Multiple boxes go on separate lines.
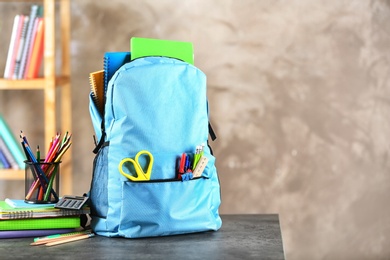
top-left (24, 160), bottom-right (60, 204)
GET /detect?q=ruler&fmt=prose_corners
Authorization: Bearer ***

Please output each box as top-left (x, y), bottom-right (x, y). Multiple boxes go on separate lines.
top-left (192, 156), bottom-right (209, 178)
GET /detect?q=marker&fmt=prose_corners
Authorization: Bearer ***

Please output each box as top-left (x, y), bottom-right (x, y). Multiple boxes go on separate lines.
top-left (184, 154), bottom-right (191, 172)
top-left (179, 153), bottom-right (186, 174)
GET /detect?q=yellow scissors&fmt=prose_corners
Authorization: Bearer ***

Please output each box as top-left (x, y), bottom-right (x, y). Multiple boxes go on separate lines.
top-left (118, 150), bottom-right (154, 181)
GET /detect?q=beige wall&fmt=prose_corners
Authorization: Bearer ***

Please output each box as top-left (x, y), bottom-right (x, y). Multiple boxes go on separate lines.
top-left (1, 1), bottom-right (390, 259)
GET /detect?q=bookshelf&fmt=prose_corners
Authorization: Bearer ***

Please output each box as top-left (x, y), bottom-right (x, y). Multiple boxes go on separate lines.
top-left (0, 0), bottom-right (72, 195)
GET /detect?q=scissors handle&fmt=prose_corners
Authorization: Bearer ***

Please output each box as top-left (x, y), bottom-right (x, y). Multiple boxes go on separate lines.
top-left (118, 150), bottom-right (154, 181)
top-left (134, 150), bottom-right (153, 179)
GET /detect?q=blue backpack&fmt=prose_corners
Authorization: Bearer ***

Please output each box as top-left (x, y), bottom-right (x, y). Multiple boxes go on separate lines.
top-left (89, 56), bottom-right (222, 238)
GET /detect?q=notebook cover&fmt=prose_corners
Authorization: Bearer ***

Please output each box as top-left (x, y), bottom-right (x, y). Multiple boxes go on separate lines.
top-left (0, 228), bottom-right (75, 239)
top-left (0, 216), bottom-right (80, 231)
top-left (89, 70), bottom-right (104, 116)
top-left (0, 201), bottom-right (90, 220)
top-left (4, 199), bottom-right (55, 209)
top-left (103, 52), bottom-right (130, 94)
top-left (130, 37), bottom-right (194, 65)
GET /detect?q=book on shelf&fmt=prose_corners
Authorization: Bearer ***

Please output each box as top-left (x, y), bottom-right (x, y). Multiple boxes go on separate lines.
top-left (18, 4), bottom-right (39, 79)
top-left (0, 200), bottom-right (90, 220)
top-left (0, 114), bottom-right (25, 169)
top-left (0, 149), bottom-right (11, 169)
top-left (3, 4), bottom-right (44, 80)
top-left (25, 17), bottom-right (44, 79)
top-left (3, 15), bottom-right (23, 79)
top-left (12, 15), bottom-right (29, 79)
top-left (0, 138), bottom-right (19, 170)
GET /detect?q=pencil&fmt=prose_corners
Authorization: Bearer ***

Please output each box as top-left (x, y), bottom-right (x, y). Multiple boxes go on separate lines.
top-left (31, 231), bottom-right (92, 246)
top-left (45, 233), bottom-right (95, 247)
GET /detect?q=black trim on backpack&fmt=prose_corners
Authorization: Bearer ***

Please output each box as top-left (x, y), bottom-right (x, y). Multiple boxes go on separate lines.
top-left (208, 122), bottom-right (217, 141)
top-left (93, 118), bottom-right (106, 154)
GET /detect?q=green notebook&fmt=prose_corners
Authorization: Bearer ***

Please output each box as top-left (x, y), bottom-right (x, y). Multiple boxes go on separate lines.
top-left (130, 37), bottom-right (194, 65)
top-left (0, 201), bottom-right (90, 220)
top-left (0, 216), bottom-right (80, 230)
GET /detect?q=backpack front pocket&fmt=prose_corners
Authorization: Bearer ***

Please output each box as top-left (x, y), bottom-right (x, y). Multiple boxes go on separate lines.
top-left (119, 177), bottom-right (219, 238)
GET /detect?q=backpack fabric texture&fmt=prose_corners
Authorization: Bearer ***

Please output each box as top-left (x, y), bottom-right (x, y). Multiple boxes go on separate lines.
top-left (89, 56), bottom-right (222, 238)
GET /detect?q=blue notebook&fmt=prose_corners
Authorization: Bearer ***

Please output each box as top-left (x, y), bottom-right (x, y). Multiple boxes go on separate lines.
top-left (103, 52), bottom-right (130, 94)
top-left (5, 198), bottom-right (56, 209)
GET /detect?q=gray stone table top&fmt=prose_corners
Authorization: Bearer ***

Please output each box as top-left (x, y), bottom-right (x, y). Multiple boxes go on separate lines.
top-left (0, 214), bottom-right (285, 260)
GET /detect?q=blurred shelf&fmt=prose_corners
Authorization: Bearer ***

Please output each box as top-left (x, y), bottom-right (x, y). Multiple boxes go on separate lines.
top-left (0, 76), bottom-right (70, 90)
top-left (0, 0), bottom-right (72, 195)
top-left (0, 169), bottom-right (24, 180)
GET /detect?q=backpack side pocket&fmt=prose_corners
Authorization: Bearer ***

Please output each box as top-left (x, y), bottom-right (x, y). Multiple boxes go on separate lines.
top-left (90, 145), bottom-right (109, 219)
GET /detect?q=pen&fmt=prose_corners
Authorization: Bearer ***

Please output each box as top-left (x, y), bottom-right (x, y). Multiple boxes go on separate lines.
top-left (184, 154), bottom-right (190, 172)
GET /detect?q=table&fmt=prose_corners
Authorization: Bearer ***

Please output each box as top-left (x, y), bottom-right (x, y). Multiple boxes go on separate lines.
top-left (0, 214), bottom-right (285, 260)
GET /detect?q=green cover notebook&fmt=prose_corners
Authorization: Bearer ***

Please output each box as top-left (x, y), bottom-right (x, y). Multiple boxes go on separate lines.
top-left (0, 216), bottom-right (80, 230)
top-left (130, 37), bottom-right (194, 65)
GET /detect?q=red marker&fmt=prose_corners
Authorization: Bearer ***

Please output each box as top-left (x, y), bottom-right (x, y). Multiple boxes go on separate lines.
top-left (179, 153), bottom-right (186, 174)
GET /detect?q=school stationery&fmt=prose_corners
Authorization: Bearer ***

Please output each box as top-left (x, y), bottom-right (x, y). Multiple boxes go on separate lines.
top-left (118, 150), bottom-right (154, 181)
top-left (20, 132), bottom-right (72, 202)
top-left (5, 198), bottom-right (55, 208)
top-left (0, 228), bottom-right (75, 239)
top-left (130, 37), bottom-right (194, 65)
top-left (89, 41), bottom-right (221, 238)
top-left (0, 216), bottom-right (80, 231)
top-left (103, 52), bottom-right (130, 92)
top-left (0, 201), bottom-right (90, 220)
top-left (88, 53), bottom-right (130, 141)
top-left (55, 195), bottom-right (89, 210)
top-left (31, 230), bottom-right (92, 245)
top-left (192, 156), bottom-right (209, 178)
top-left (89, 70), bottom-right (104, 116)
top-left (45, 232), bottom-right (95, 247)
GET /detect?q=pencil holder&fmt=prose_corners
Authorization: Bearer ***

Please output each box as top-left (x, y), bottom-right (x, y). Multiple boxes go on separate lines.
top-left (24, 160), bottom-right (60, 204)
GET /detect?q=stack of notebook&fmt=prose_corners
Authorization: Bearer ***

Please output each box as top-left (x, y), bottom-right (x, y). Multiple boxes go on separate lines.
top-left (0, 199), bottom-right (89, 238)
